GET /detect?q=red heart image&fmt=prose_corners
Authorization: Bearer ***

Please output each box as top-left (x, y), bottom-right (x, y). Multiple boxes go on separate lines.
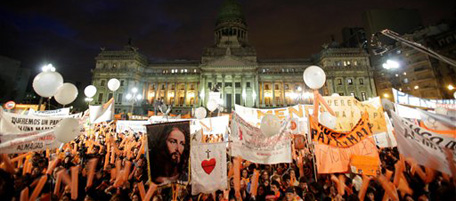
top-left (201, 158), bottom-right (216, 175)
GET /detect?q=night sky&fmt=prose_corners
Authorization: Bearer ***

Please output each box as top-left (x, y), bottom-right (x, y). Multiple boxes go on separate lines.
top-left (0, 0), bottom-right (454, 87)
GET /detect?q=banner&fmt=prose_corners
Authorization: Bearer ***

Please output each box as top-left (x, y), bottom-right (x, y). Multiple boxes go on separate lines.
top-left (0, 130), bottom-right (61, 153)
top-left (191, 116), bottom-right (229, 143)
top-left (89, 98), bottom-right (114, 123)
top-left (395, 104), bottom-right (421, 119)
top-left (310, 112), bottom-right (373, 148)
top-left (392, 112), bottom-right (456, 150)
top-left (146, 121), bottom-right (190, 185)
top-left (393, 88), bottom-right (456, 110)
top-left (28, 108), bottom-right (70, 117)
top-left (391, 112), bottom-right (455, 175)
top-left (323, 96), bottom-right (386, 133)
top-left (314, 137), bottom-right (379, 174)
top-left (1, 111), bottom-right (66, 132)
top-left (116, 120), bottom-right (149, 134)
top-left (417, 108), bottom-right (456, 136)
top-left (230, 112), bottom-right (292, 164)
top-left (191, 142), bottom-right (227, 195)
top-left (234, 104), bottom-right (309, 135)
top-left (373, 112), bottom-right (397, 148)
top-left (350, 155), bottom-right (380, 176)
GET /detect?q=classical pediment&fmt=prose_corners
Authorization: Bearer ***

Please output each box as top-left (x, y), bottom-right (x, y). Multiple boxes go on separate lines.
top-left (201, 55), bottom-right (257, 69)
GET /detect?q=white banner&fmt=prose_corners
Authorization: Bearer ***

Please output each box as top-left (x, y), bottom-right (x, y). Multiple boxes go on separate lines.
top-left (89, 99), bottom-right (114, 123)
top-left (393, 88), bottom-right (456, 110)
top-left (0, 130), bottom-right (61, 153)
top-left (191, 142), bottom-right (227, 195)
top-left (395, 104), bottom-right (421, 119)
top-left (391, 112), bottom-right (455, 175)
top-left (191, 116), bottom-right (229, 142)
top-left (230, 112), bottom-right (292, 164)
top-left (373, 112), bottom-right (397, 148)
top-left (234, 104), bottom-right (308, 135)
top-left (1, 111), bottom-right (65, 132)
top-left (116, 120), bottom-right (149, 134)
top-left (28, 108), bottom-right (70, 117)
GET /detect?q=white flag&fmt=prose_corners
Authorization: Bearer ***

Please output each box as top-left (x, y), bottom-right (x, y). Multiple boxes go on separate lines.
top-left (90, 98), bottom-right (114, 123)
top-left (191, 142), bottom-right (227, 195)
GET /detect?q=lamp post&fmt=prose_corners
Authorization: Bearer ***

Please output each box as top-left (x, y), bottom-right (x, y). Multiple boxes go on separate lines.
top-left (126, 87), bottom-right (143, 116)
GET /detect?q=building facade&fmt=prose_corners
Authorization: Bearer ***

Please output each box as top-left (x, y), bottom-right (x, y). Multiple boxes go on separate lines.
top-left (91, 0), bottom-right (376, 115)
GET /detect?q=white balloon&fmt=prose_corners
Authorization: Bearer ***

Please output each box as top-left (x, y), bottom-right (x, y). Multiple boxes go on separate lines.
top-left (319, 112), bottom-right (337, 129)
top-left (32, 71), bottom-right (64, 97)
top-left (108, 78), bottom-right (120, 92)
top-left (303, 66), bottom-right (326, 89)
top-left (207, 100), bottom-right (218, 112)
top-left (454, 91), bottom-right (456, 99)
top-left (54, 83), bottom-right (79, 105)
top-left (195, 107), bottom-right (207, 119)
top-left (260, 114), bottom-right (281, 137)
top-left (84, 85), bottom-right (97, 98)
top-left (54, 118), bottom-right (80, 143)
top-left (331, 93), bottom-right (340, 97)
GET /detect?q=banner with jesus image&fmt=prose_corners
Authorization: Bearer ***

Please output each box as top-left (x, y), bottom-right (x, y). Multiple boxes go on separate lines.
top-left (146, 121), bottom-right (190, 186)
top-left (191, 142), bottom-right (227, 195)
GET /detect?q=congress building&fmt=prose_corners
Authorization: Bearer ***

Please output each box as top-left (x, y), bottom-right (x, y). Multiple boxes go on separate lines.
top-left (91, 0), bottom-right (377, 115)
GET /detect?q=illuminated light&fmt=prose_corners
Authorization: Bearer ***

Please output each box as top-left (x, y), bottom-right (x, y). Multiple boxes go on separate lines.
top-left (403, 72), bottom-right (407, 75)
top-left (383, 93), bottom-right (389, 98)
top-left (131, 87), bottom-right (138, 93)
top-left (297, 86), bottom-right (302, 91)
top-left (382, 59), bottom-right (400, 70)
top-left (448, 84), bottom-right (455, 90)
top-left (41, 64), bottom-right (56, 72)
top-left (414, 85), bottom-right (419, 90)
top-left (265, 92), bottom-right (272, 98)
top-left (126, 94), bottom-right (132, 100)
top-left (136, 94), bottom-right (143, 100)
top-left (395, 74), bottom-right (398, 77)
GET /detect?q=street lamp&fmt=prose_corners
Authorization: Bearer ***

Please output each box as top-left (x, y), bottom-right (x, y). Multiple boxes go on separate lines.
top-left (448, 84), bottom-right (455, 91)
top-left (126, 87), bottom-right (143, 116)
top-left (382, 59), bottom-right (400, 70)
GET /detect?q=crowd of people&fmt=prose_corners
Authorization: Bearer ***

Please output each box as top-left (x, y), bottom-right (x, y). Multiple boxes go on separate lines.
top-left (0, 120), bottom-right (454, 201)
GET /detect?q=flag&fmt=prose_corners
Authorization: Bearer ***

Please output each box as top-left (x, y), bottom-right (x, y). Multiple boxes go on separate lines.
top-left (89, 98), bottom-right (114, 123)
top-left (191, 142), bottom-right (227, 195)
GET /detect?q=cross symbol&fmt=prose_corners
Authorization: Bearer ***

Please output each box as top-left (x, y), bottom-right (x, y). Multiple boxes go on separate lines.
top-left (205, 149), bottom-right (211, 158)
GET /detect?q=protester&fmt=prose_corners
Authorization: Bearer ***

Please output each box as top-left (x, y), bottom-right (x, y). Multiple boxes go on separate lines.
top-left (0, 107), bottom-right (455, 201)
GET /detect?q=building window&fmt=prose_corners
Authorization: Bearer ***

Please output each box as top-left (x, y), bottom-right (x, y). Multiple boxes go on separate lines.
top-left (108, 93), bottom-right (113, 100)
top-left (208, 82), bottom-right (212, 89)
top-left (190, 84), bottom-right (194, 90)
top-left (347, 78), bottom-right (353, 85)
top-left (359, 78), bottom-right (364, 85)
top-left (225, 83), bottom-right (232, 87)
top-left (284, 84), bottom-right (289, 90)
top-left (120, 80), bottom-right (125, 86)
top-left (350, 92), bottom-right (355, 97)
top-left (361, 92), bottom-right (367, 101)
top-left (100, 80), bottom-right (106, 86)
top-left (217, 82), bottom-right (222, 88)
top-left (117, 93), bottom-right (123, 103)
top-left (354, 60), bottom-right (358, 66)
top-left (161, 84), bottom-right (165, 90)
top-left (171, 85), bottom-right (175, 90)
top-left (246, 82), bottom-right (251, 88)
top-left (98, 93), bottom-right (103, 103)
top-left (265, 85), bottom-right (270, 90)
top-left (235, 82), bottom-right (241, 88)
top-left (275, 84), bottom-right (279, 90)
top-left (337, 79), bottom-right (342, 85)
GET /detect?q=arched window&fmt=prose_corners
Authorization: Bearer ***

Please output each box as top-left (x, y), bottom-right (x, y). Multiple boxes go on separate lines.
top-left (347, 78), bottom-right (353, 85)
top-left (359, 78), bottom-right (364, 85)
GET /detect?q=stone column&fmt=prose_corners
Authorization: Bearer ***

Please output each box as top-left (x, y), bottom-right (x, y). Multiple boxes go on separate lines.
top-left (282, 81), bottom-right (287, 106)
top-left (261, 81), bottom-right (265, 107)
top-left (184, 81), bottom-right (188, 106)
top-left (164, 82), bottom-right (169, 105)
top-left (174, 82), bottom-right (178, 106)
top-left (272, 81), bottom-right (276, 107)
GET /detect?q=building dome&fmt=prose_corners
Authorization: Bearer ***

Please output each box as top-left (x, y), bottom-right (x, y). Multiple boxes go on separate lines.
top-left (216, 0), bottom-right (246, 26)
